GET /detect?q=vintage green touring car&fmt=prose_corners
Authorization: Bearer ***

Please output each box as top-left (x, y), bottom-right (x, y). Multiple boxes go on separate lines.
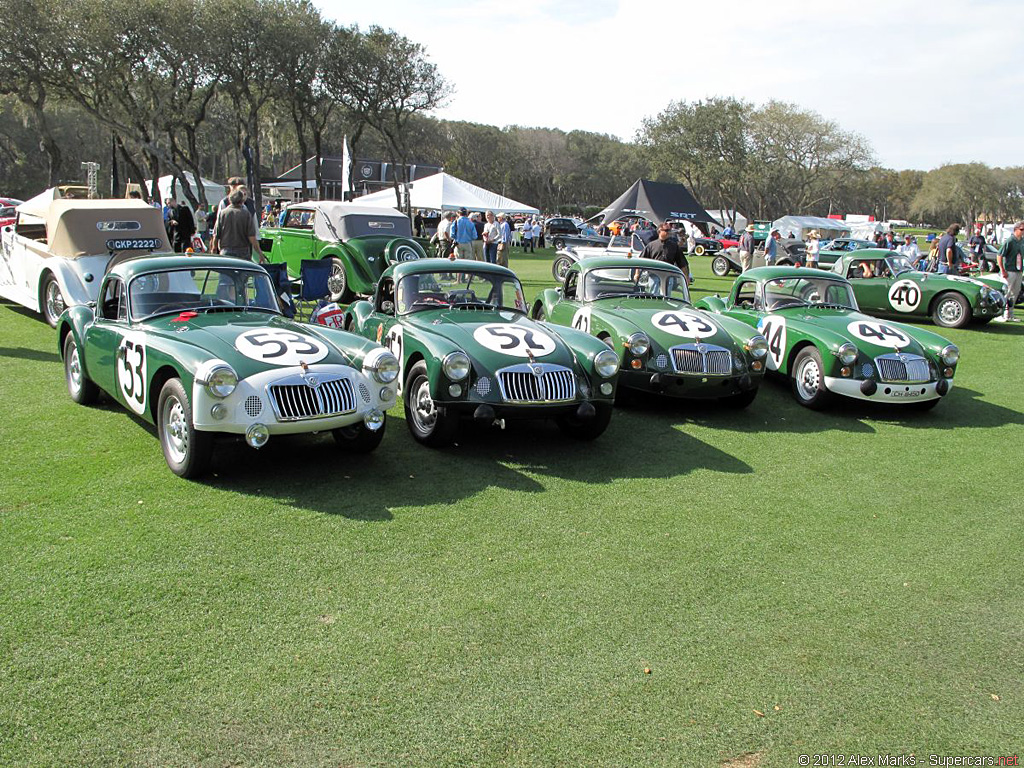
top-left (344, 258), bottom-right (621, 446)
top-left (57, 255), bottom-right (400, 477)
top-left (830, 250), bottom-right (1005, 328)
top-left (259, 202), bottom-right (426, 302)
top-left (531, 256), bottom-right (769, 407)
top-left (696, 267), bottom-right (959, 410)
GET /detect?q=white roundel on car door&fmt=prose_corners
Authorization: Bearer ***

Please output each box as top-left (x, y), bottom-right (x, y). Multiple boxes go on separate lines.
top-left (887, 280), bottom-right (922, 312)
top-left (756, 315), bottom-right (787, 371)
top-left (650, 310), bottom-right (717, 338)
top-left (472, 324), bottom-right (557, 357)
top-left (571, 307), bottom-right (592, 333)
top-left (235, 327), bottom-right (330, 365)
top-left (117, 331), bottom-right (149, 415)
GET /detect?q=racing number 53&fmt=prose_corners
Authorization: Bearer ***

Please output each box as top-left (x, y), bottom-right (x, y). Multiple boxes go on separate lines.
top-left (120, 339), bottom-right (146, 409)
top-left (241, 330), bottom-right (320, 358)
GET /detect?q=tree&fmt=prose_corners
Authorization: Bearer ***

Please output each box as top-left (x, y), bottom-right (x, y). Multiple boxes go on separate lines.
top-left (911, 163), bottom-right (1001, 228)
top-left (0, 0), bottom-right (68, 186)
top-left (637, 97), bottom-right (748, 223)
top-left (327, 25), bottom-right (449, 210)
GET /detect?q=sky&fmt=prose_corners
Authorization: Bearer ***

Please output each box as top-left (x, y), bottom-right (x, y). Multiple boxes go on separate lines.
top-left (313, 0), bottom-right (1024, 171)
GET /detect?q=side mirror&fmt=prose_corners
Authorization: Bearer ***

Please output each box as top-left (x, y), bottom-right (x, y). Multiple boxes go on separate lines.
top-left (381, 300), bottom-right (395, 314)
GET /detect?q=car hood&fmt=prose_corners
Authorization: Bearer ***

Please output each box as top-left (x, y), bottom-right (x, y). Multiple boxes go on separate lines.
top-left (594, 298), bottom-right (743, 349)
top-left (404, 308), bottom-right (579, 368)
top-left (776, 307), bottom-right (928, 355)
top-left (141, 312), bottom-right (358, 379)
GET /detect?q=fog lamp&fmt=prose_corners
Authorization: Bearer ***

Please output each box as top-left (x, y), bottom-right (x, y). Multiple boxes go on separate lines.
top-left (599, 382), bottom-right (613, 396)
top-left (379, 387), bottom-right (393, 402)
top-left (210, 403), bottom-right (228, 420)
top-left (751, 360), bottom-right (763, 372)
top-left (630, 359), bottom-right (642, 369)
top-left (448, 384), bottom-right (463, 397)
top-left (363, 409), bottom-right (384, 431)
top-left (943, 367), bottom-right (953, 378)
top-left (245, 423), bottom-right (269, 449)
top-left (840, 366), bottom-right (851, 377)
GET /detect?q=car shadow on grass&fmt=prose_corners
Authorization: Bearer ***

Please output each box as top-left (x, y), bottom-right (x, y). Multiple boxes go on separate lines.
top-left (199, 407), bottom-right (752, 520)
top-left (0, 345), bottom-right (60, 363)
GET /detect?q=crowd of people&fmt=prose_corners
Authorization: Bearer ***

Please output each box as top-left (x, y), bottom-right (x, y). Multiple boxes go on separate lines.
top-left (428, 209), bottom-right (549, 266)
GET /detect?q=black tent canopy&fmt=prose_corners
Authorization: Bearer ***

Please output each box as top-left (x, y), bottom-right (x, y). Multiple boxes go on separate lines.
top-left (595, 179), bottom-right (720, 230)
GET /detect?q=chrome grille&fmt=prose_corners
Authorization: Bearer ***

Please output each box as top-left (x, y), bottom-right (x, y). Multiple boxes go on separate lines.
top-left (268, 376), bottom-right (356, 421)
top-left (670, 344), bottom-right (732, 376)
top-left (496, 364), bottom-right (576, 403)
top-left (875, 354), bottom-right (930, 383)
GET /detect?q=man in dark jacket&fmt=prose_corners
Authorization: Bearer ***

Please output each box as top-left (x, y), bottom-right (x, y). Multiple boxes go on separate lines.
top-left (639, 223), bottom-right (690, 284)
top-left (173, 201), bottom-right (196, 252)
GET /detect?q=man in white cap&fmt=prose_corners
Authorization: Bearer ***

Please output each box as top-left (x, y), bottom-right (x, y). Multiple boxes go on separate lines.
top-left (739, 224), bottom-right (755, 273)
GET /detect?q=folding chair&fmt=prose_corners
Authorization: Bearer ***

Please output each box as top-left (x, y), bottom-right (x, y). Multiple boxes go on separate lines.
top-left (262, 262), bottom-right (295, 318)
top-left (297, 259), bottom-right (331, 321)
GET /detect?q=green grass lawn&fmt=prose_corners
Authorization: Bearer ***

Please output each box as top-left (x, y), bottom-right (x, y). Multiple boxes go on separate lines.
top-left (1, 249), bottom-right (1022, 767)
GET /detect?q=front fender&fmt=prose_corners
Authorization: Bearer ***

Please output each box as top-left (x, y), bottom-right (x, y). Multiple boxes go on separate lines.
top-left (695, 295), bottom-right (727, 313)
top-left (536, 288), bottom-right (562, 318)
top-left (345, 299), bottom-right (377, 333)
top-left (56, 304), bottom-right (95, 365)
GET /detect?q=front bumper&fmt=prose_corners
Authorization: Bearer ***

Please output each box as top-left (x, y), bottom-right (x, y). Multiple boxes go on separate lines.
top-left (823, 376), bottom-right (951, 403)
top-left (619, 368), bottom-right (761, 397)
top-left (192, 364), bottom-right (396, 434)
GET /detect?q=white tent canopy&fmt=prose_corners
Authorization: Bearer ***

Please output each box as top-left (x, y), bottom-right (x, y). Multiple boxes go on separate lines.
top-left (349, 172), bottom-right (539, 215)
top-left (771, 215), bottom-right (851, 241)
top-left (137, 173), bottom-right (225, 210)
top-left (707, 210), bottom-right (747, 231)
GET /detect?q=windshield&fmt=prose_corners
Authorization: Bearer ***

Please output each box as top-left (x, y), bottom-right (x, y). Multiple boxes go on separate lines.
top-left (129, 267), bottom-right (280, 320)
top-left (396, 270), bottom-right (528, 314)
top-left (763, 276), bottom-right (858, 311)
top-left (583, 266), bottom-right (690, 302)
top-left (887, 255), bottom-right (915, 274)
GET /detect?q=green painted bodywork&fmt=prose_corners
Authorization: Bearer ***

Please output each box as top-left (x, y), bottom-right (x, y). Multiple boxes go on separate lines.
top-left (695, 267), bottom-right (957, 397)
top-left (534, 257), bottom-right (767, 399)
top-left (260, 206), bottom-right (427, 295)
top-left (56, 256), bottom-right (382, 425)
top-left (830, 250), bottom-right (1005, 323)
top-left (345, 259), bottom-right (618, 414)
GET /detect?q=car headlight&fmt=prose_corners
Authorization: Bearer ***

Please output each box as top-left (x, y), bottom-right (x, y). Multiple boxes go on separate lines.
top-left (364, 348), bottom-right (400, 384)
top-left (837, 343), bottom-right (858, 366)
top-left (745, 336), bottom-right (768, 359)
top-left (940, 344), bottom-right (959, 367)
top-left (594, 348), bottom-right (619, 378)
top-left (442, 351), bottom-right (471, 381)
top-left (197, 362), bottom-right (238, 398)
top-left (626, 332), bottom-right (650, 355)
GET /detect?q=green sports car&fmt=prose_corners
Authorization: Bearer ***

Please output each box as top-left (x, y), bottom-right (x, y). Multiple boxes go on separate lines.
top-left (344, 258), bottom-right (621, 446)
top-left (531, 256), bottom-right (769, 407)
top-left (57, 255), bottom-right (400, 477)
top-left (695, 267), bottom-right (959, 410)
top-left (830, 250), bottom-right (1006, 328)
top-left (260, 202), bottom-right (427, 302)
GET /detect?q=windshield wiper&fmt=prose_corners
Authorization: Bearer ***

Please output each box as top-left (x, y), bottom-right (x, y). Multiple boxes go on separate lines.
top-left (626, 291), bottom-right (661, 298)
top-left (810, 303), bottom-right (850, 310)
top-left (451, 301), bottom-right (496, 310)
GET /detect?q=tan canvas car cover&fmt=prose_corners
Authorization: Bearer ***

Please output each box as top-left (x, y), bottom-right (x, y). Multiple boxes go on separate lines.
top-left (38, 200), bottom-right (167, 259)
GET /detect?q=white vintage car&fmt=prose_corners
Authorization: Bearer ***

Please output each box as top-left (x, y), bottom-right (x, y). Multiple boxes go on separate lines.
top-left (0, 191), bottom-right (169, 326)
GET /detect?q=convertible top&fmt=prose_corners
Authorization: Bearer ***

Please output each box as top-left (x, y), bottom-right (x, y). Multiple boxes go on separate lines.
top-left (17, 198), bottom-right (167, 259)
